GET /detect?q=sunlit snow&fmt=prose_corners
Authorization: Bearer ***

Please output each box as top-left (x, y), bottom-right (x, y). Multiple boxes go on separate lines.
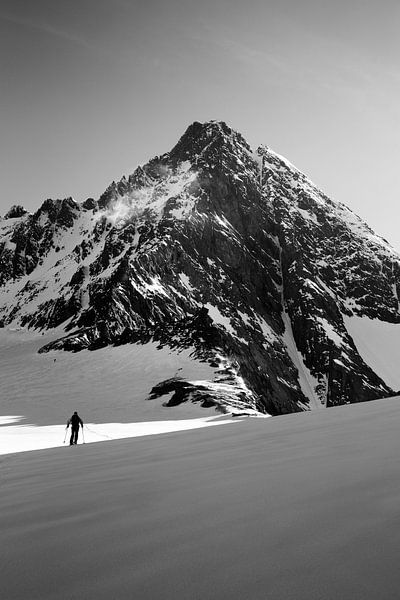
top-left (0, 328), bottom-right (240, 455)
top-left (0, 416), bottom-right (238, 456)
top-left (343, 315), bottom-right (400, 390)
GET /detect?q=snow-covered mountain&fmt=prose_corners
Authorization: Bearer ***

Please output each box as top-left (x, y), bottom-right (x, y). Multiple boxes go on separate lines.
top-left (1, 120), bottom-right (400, 415)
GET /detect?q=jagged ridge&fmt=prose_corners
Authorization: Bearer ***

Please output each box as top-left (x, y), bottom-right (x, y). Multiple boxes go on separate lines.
top-left (1, 120), bottom-right (399, 414)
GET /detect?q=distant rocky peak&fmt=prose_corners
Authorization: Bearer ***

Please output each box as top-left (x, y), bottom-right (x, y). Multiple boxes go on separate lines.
top-left (3, 205), bottom-right (28, 219)
top-left (33, 197), bottom-right (79, 228)
top-left (81, 197), bottom-right (97, 211)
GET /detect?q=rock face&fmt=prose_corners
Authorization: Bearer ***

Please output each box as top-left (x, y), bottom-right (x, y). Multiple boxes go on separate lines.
top-left (4, 205), bottom-right (28, 219)
top-left (1, 121), bottom-right (399, 414)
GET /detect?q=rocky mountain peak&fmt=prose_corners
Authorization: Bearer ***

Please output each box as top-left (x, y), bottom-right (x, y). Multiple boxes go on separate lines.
top-left (168, 120), bottom-right (250, 164)
top-left (97, 121), bottom-right (258, 223)
top-left (1, 121), bottom-right (400, 415)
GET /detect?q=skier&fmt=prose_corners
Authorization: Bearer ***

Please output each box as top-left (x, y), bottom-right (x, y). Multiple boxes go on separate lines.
top-left (66, 411), bottom-right (84, 445)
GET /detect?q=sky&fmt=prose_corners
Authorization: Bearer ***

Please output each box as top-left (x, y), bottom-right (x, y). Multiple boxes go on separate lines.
top-left (1, 0), bottom-right (400, 248)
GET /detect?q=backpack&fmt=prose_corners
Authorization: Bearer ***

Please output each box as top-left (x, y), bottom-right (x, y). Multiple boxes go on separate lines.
top-left (70, 414), bottom-right (81, 428)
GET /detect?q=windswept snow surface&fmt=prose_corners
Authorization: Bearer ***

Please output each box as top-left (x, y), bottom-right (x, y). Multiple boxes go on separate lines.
top-left (3, 397), bottom-right (400, 599)
top-left (343, 315), bottom-right (400, 390)
top-left (0, 328), bottom-right (235, 455)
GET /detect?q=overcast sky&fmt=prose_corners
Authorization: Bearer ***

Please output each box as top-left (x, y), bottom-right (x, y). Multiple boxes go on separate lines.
top-left (1, 0), bottom-right (400, 248)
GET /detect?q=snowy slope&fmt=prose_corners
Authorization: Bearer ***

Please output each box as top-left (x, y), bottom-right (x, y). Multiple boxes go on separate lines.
top-left (3, 396), bottom-right (400, 599)
top-left (0, 327), bottom-right (258, 454)
top-left (343, 315), bottom-right (400, 390)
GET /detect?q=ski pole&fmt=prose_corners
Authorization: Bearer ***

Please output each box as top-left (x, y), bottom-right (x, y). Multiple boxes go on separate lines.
top-left (85, 425), bottom-right (112, 440)
top-left (63, 427), bottom-right (68, 444)
top-left (82, 427), bottom-right (85, 444)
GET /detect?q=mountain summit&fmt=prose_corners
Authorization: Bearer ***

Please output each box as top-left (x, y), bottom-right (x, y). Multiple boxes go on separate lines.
top-left (1, 120), bottom-right (399, 415)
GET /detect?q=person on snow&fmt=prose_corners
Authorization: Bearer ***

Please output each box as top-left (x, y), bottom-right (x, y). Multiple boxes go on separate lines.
top-left (66, 411), bottom-right (84, 445)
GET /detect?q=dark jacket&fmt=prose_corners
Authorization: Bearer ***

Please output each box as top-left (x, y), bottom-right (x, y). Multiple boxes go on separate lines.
top-left (67, 414), bottom-right (83, 429)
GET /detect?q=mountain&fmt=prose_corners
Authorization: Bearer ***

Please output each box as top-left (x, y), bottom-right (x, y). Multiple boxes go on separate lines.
top-left (1, 120), bottom-right (400, 416)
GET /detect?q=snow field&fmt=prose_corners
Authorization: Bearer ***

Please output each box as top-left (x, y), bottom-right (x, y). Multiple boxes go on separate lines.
top-left (0, 416), bottom-right (237, 456)
top-left (0, 328), bottom-right (234, 455)
top-left (344, 315), bottom-right (400, 390)
top-left (2, 396), bottom-right (400, 599)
